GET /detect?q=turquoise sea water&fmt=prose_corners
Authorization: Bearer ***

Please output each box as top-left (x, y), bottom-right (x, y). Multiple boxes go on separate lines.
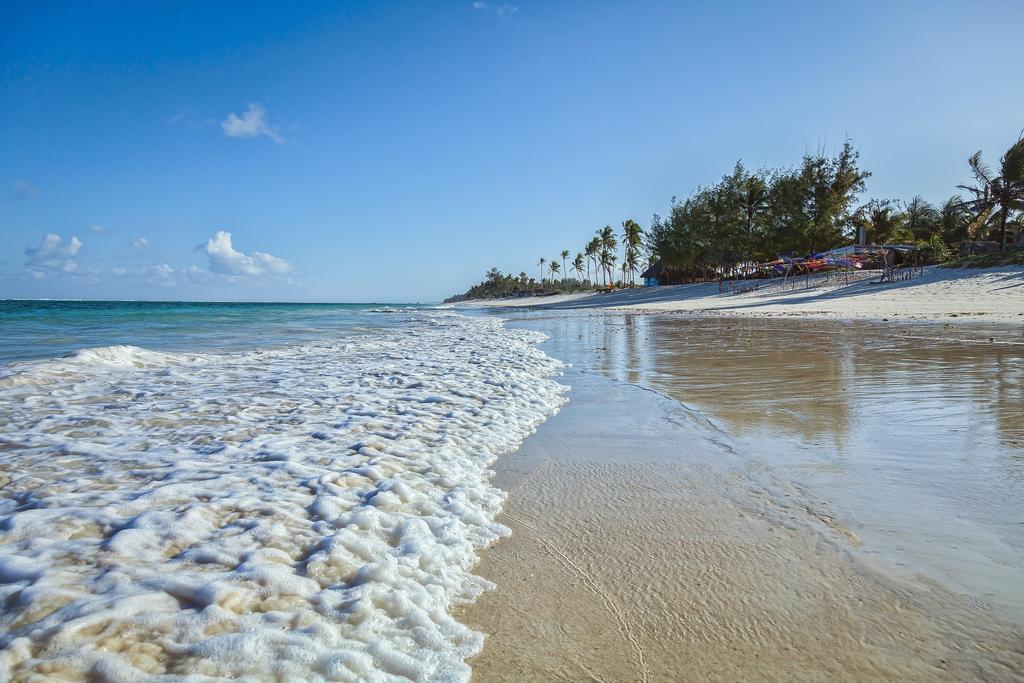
top-left (0, 300), bottom-right (415, 364)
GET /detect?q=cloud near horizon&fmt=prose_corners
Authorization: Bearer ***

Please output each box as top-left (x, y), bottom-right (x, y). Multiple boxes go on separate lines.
top-left (220, 104), bottom-right (284, 143)
top-left (24, 233), bottom-right (83, 278)
top-left (202, 230), bottom-right (292, 277)
top-left (17, 230), bottom-right (295, 291)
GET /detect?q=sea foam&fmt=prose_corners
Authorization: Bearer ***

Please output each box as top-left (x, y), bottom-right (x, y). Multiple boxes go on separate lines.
top-left (0, 312), bottom-right (566, 681)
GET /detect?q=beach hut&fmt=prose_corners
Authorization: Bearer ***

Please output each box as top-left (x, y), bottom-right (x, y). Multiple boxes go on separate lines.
top-left (640, 261), bottom-right (661, 287)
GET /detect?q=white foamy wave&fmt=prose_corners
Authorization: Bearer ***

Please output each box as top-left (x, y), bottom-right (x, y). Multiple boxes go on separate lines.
top-left (0, 345), bottom-right (191, 388)
top-left (0, 313), bottom-right (566, 681)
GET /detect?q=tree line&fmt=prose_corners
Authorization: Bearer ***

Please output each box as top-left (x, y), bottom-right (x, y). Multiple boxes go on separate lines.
top-left (649, 136), bottom-right (1023, 281)
top-left (448, 133), bottom-right (1023, 301)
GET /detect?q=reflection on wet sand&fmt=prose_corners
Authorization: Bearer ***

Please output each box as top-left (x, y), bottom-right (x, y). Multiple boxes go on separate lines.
top-left (461, 314), bottom-right (1024, 681)
top-left (534, 313), bottom-right (1024, 617)
top-left (597, 315), bottom-right (1022, 449)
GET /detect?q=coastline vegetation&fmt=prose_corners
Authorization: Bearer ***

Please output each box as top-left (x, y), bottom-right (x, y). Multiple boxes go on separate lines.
top-left (446, 134), bottom-right (1024, 302)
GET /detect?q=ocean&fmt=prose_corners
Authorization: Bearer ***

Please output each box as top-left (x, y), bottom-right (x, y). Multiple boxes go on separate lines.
top-left (0, 301), bottom-right (567, 681)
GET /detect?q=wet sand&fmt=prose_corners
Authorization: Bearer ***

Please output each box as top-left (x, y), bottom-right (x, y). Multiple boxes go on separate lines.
top-left (459, 314), bottom-right (1024, 681)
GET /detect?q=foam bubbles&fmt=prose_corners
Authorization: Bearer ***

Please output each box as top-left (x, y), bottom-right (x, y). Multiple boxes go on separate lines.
top-left (0, 312), bottom-right (566, 681)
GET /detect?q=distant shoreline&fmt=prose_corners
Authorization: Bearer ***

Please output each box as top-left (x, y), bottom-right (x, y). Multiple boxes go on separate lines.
top-left (450, 265), bottom-right (1024, 325)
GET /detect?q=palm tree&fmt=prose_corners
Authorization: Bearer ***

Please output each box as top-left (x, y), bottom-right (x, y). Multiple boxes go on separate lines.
top-left (903, 195), bottom-right (939, 240)
top-left (560, 250), bottom-right (569, 280)
top-left (620, 219), bottom-right (644, 285)
top-left (854, 199), bottom-right (910, 244)
top-left (549, 260), bottom-right (560, 284)
top-left (597, 227), bottom-right (617, 284)
top-left (958, 150), bottom-right (999, 243)
top-left (537, 257), bottom-right (546, 286)
top-left (990, 137), bottom-right (1024, 249)
top-left (572, 253), bottom-right (585, 284)
top-left (585, 237), bottom-right (600, 285)
top-left (598, 248), bottom-right (617, 286)
top-left (515, 271), bottom-right (527, 293)
top-left (938, 195), bottom-right (970, 244)
top-left (624, 247), bottom-right (639, 286)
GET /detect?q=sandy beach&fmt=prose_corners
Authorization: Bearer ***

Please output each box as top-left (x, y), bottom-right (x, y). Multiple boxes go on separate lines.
top-left (457, 313), bottom-right (1024, 681)
top-left (8, 2), bottom-right (1024, 680)
top-left (457, 265), bottom-right (1024, 324)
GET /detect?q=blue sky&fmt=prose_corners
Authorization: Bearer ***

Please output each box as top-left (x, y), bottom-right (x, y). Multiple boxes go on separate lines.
top-left (2, 1), bottom-right (1022, 302)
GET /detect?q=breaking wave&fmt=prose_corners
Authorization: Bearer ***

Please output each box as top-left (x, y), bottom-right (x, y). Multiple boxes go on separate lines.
top-left (0, 312), bottom-right (566, 681)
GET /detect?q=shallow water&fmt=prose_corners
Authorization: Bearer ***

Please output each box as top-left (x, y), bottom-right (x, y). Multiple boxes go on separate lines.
top-left (504, 312), bottom-right (1024, 622)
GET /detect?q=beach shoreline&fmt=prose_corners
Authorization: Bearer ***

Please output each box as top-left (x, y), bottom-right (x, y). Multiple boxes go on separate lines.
top-left (450, 265), bottom-right (1024, 325)
top-left (458, 310), bottom-right (1024, 681)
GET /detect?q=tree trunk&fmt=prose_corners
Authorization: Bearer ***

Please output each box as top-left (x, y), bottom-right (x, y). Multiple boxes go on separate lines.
top-left (999, 207), bottom-right (1008, 250)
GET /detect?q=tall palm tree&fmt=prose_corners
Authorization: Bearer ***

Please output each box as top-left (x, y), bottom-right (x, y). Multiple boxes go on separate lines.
top-left (958, 151), bottom-right (999, 242)
top-left (572, 253), bottom-right (585, 283)
top-left (585, 237), bottom-right (600, 285)
top-left (537, 257), bottom-right (546, 285)
top-left (599, 248), bottom-right (617, 286)
top-left (560, 250), bottom-right (570, 280)
top-left (597, 227), bottom-right (617, 285)
top-left (624, 247), bottom-right (639, 286)
top-left (620, 219), bottom-right (644, 285)
top-left (990, 137), bottom-right (1024, 249)
top-left (549, 260), bottom-right (560, 284)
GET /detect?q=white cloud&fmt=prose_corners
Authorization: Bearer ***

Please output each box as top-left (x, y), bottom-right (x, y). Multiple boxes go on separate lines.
top-left (89, 224), bottom-right (108, 234)
top-left (142, 263), bottom-right (177, 286)
top-left (111, 263), bottom-right (180, 287)
top-left (132, 236), bottom-right (149, 250)
top-left (473, 1), bottom-right (517, 17)
top-left (201, 231), bottom-right (292, 277)
top-left (496, 3), bottom-right (518, 18)
top-left (24, 233), bottom-right (83, 277)
top-left (221, 104), bottom-right (284, 143)
top-left (13, 180), bottom-right (39, 199)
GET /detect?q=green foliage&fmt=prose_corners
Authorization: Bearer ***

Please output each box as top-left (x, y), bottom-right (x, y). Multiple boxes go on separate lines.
top-left (450, 134), bottom-right (1024, 300)
top-left (444, 266), bottom-right (594, 302)
top-left (852, 199), bottom-right (912, 244)
top-left (620, 219), bottom-right (644, 285)
top-left (938, 195), bottom-right (971, 243)
top-left (647, 143), bottom-right (870, 276)
top-left (941, 248), bottom-right (1024, 269)
top-left (918, 234), bottom-right (951, 264)
top-left (903, 196), bottom-right (940, 239)
top-left (958, 136), bottom-right (1024, 248)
